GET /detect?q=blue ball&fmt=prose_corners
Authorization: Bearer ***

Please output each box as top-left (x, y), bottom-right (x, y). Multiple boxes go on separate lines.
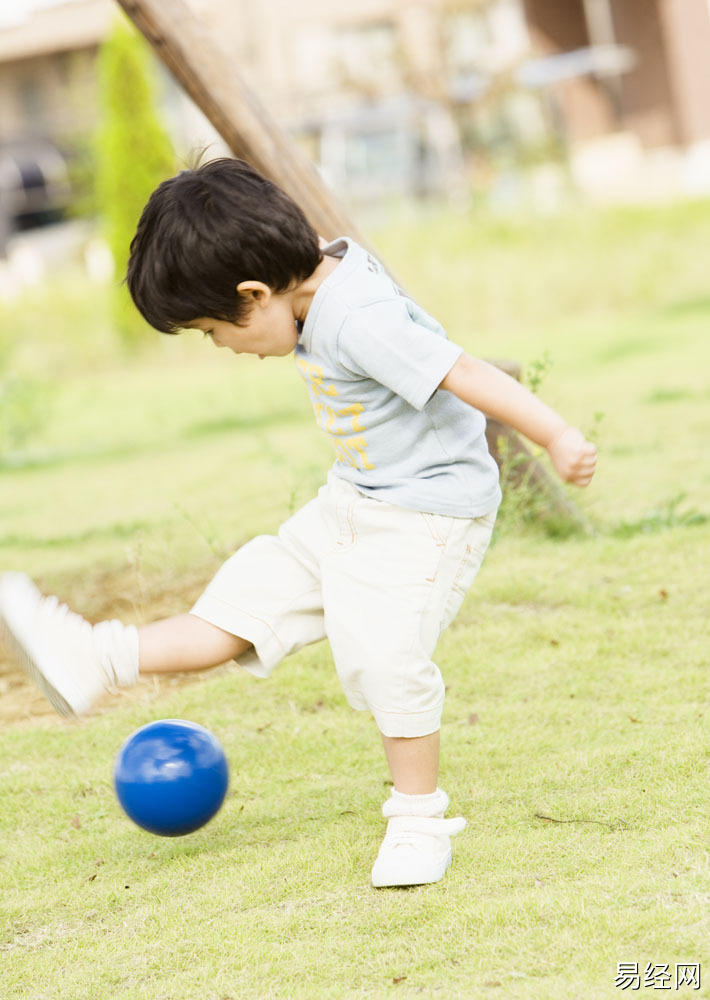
top-left (113, 719), bottom-right (229, 837)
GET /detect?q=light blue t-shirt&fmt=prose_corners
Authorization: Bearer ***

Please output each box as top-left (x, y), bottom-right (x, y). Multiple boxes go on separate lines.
top-left (295, 237), bottom-right (501, 518)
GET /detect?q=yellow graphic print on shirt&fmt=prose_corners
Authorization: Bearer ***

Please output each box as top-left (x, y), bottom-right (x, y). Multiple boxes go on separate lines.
top-left (296, 358), bottom-right (375, 471)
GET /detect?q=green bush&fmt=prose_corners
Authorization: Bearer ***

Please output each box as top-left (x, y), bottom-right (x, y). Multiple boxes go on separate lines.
top-left (95, 17), bottom-right (176, 346)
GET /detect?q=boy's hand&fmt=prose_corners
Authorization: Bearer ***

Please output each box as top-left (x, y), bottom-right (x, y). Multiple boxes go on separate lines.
top-left (547, 426), bottom-right (597, 486)
top-left (438, 356), bottom-right (598, 486)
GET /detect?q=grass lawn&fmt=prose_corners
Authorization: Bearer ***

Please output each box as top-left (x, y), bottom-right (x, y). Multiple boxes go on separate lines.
top-left (1, 199), bottom-right (709, 998)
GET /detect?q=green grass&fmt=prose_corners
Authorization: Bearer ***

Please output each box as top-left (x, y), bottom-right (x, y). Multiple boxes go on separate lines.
top-left (1, 199), bottom-right (710, 998)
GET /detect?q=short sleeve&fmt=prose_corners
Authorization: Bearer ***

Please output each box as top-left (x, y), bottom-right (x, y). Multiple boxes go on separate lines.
top-left (336, 297), bottom-right (463, 411)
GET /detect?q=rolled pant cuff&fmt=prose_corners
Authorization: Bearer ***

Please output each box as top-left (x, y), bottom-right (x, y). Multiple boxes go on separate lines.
top-left (189, 596), bottom-right (285, 678)
top-left (369, 704), bottom-right (444, 738)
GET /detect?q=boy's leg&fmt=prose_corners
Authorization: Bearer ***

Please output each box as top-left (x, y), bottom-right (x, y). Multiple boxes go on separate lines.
top-left (381, 731), bottom-right (439, 794)
top-left (0, 488), bottom-right (328, 716)
top-left (138, 614), bottom-right (251, 674)
top-left (373, 730), bottom-right (465, 888)
top-left (0, 574), bottom-right (253, 717)
top-left (321, 492), bottom-right (494, 888)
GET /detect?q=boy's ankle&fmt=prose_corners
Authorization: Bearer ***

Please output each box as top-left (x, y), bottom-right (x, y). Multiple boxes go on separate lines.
top-left (384, 786), bottom-right (449, 819)
top-left (93, 620), bottom-right (140, 688)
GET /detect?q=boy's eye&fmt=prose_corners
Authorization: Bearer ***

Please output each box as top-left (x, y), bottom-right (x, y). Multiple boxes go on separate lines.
top-left (203, 330), bottom-right (213, 339)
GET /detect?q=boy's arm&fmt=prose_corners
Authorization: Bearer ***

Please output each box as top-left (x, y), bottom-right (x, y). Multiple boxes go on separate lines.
top-left (439, 353), bottom-right (597, 487)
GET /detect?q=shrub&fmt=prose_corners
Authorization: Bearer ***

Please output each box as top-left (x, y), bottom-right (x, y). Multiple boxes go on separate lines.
top-left (95, 17), bottom-right (176, 346)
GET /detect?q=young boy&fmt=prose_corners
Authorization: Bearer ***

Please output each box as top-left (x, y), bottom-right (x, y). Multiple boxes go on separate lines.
top-left (0, 158), bottom-right (596, 888)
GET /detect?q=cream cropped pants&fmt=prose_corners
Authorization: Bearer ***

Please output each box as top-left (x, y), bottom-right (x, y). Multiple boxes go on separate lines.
top-left (191, 473), bottom-right (495, 737)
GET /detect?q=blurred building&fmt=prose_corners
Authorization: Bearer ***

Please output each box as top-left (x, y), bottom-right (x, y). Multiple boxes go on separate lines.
top-left (0, 0), bottom-right (111, 245)
top-left (521, 0), bottom-right (710, 200)
top-left (1, 0), bottom-right (709, 220)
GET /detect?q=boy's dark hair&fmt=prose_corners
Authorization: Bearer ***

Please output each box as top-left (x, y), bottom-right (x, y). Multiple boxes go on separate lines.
top-left (126, 158), bottom-right (322, 332)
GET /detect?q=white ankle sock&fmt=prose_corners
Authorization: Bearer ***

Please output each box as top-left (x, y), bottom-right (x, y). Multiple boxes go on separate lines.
top-left (383, 787), bottom-right (450, 819)
top-left (92, 621), bottom-right (140, 687)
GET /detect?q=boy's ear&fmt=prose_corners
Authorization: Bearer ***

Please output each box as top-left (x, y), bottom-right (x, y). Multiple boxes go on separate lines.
top-left (236, 280), bottom-right (272, 306)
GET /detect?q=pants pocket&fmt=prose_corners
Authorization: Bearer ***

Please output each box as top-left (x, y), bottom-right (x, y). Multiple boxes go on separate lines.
top-left (440, 512), bottom-right (495, 631)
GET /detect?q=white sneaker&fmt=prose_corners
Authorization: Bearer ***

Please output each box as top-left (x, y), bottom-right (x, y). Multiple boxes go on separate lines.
top-left (0, 572), bottom-right (138, 717)
top-left (371, 814), bottom-right (467, 888)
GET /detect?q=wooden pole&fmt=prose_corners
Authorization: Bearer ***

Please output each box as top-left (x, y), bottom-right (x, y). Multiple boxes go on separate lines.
top-left (114, 0), bottom-right (371, 246)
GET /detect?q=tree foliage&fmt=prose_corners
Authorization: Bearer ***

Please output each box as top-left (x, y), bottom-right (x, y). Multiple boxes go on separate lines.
top-left (95, 18), bottom-right (176, 345)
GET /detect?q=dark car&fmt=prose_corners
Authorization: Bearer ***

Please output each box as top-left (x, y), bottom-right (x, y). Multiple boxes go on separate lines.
top-left (0, 138), bottom-right (72, 252)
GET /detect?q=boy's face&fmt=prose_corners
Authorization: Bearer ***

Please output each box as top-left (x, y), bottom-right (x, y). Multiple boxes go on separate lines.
top-left (190, 289), bottom-right (300, 359)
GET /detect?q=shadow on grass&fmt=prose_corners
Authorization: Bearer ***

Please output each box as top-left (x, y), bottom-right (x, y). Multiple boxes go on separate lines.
top-left (657, 294), bottom-right (710, 318)
top-left (608, 493), bottom-right (708, 539)
top-left (0, 408), bottom-right (309, 474)
top-left (0, 520), bottom-right (154, 549)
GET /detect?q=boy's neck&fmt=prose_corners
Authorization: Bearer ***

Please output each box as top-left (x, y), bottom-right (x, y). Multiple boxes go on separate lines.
top-left (291, 246), bottom-right (341, 324)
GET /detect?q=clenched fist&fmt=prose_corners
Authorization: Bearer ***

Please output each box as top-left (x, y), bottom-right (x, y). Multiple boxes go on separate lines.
top-left (547, 426), bottom-right (597, 487)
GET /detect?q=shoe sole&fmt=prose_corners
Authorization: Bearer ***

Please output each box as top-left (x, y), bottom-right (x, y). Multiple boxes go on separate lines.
top-left (371, 850), bottom-right (452, 888)
top-left (0, 611), bottom-right (74, 717)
